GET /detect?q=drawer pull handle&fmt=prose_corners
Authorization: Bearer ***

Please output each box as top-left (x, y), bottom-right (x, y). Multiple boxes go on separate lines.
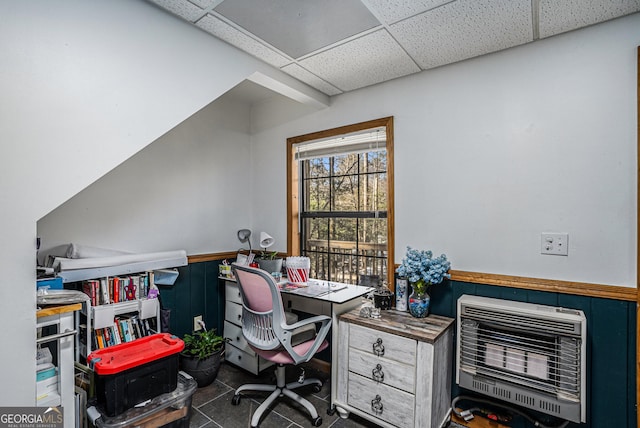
top-left (371, 395), bottom-right (383, 415)
top-left (372, 338), bottom-right (385, 356)
top-left (238, 314), bottom-right (242, 321)
top-left (372, 364), bottom-right (384, 383)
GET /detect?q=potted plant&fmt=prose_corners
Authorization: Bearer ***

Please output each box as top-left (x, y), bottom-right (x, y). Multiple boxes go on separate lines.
top-left (256, 249), bottom-right (283, 274)
top-left (255, 232), bottom-right (283, 273)
top-left (179, 322), bottom-right (226, 387)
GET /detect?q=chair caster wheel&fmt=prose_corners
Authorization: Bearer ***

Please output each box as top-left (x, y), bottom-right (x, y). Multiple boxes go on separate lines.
top-left (231, 394), bottom-right (241, 406)
top-left (327, 407), bottom-right (336, 416)
top-left (312, 384), bottom-right (322, 393)
top-left (312, 416), bottom-right (322, 426)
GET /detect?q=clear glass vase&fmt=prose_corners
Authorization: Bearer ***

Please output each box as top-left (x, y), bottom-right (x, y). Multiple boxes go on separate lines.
top-left (408, 284), bottom-right (430, 318)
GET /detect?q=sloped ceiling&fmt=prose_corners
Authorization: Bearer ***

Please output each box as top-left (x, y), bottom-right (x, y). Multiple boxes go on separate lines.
top-left (147, 0), bottom-right (640, 96)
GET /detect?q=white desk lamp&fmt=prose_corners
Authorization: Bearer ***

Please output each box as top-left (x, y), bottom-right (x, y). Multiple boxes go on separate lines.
top-left (259, 232), bottom-right (275, 250)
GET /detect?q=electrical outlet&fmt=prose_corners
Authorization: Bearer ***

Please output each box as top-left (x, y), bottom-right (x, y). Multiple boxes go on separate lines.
top-left (193, 315), bottom-right (203, 331)
top-left (541, 233), bottom-right (569, 256)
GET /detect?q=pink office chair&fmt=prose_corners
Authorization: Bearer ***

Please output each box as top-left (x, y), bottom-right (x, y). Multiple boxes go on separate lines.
top-left (230, 264), bottom-right (332, 427)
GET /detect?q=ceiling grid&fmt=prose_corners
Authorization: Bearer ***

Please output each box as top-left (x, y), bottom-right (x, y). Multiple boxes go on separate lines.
top-left (146, 0), bottom-right (640, 96)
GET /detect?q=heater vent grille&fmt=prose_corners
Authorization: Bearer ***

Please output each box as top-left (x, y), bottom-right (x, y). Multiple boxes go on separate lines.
top-left (539, 400), bottom-right (562, 415)
top-left (493, 386), bottom-right (511, 400)
top-left (456, 295), bottom-right (586, 424)
top-left (473, 379), bottom-right (490, 393)
top-left (515, 392), bottom-right (535, 406)
top-left (462, 306), bottom-right (580, 336)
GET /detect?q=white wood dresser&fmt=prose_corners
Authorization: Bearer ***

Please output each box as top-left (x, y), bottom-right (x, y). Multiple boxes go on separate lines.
top-left (334, 307), bottom-right (454, 428)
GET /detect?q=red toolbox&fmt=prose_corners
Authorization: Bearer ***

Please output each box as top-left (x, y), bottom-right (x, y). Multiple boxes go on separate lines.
top-left (88, 333), bottom-right (184, 417)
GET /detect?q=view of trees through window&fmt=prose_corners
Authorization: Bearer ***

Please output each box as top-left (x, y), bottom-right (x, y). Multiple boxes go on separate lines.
top-left (301, 149), bottom-right (388, 285)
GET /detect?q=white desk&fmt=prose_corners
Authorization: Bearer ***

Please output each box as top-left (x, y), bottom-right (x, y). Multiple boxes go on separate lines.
top-left (220, 275), bottom-right (373, 404)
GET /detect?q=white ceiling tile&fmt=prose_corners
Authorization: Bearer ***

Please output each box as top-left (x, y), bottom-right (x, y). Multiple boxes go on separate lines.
top-left (189, 0), bottom-right (222, 9)
top-left (362, 0), bottom-right (452, 24)
top-left (390, 0), bottom-right (533, 70)
top-left (196, 14), bottom-right (292, 68)
top-left (148, 0), bottom-right (205, 22)
top-left (213, 0), bottom-right (381, 58)
top-left (299, 30), bottom-right (420, 92)
top-left (539, 0), bottom-right (640, 38)
top-left (281, 64), bottom-right (343, 96)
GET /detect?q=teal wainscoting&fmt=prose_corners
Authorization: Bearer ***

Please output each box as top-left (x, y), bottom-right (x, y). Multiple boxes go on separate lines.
top-left (159, 262), bottom-right (636, 427)
top-left (156, 260), bottom-right (225, 340)
top-left (429, 280), bottom-right (637, 428)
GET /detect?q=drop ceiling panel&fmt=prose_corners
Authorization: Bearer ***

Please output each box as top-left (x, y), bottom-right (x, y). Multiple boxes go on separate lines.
top-left (390, 0), bottom-right (533, 70)
top-left (148, 0), bottom-right (640, 98)
top-left (213, 0), bottom-right (381, 58)
top-left (539, 0), bottom-right (640, 38)
top-left (299, 29), bottom-right (420, 92)
top-left (196, 14), bottom-right (291, 68)
top-left (281, 63), bottom-right (343, 96)
top-left (190, 0), bottom-right (221, 9)
top-left (148, 0), bottom-right (205, 22)
top-left (362, 0), bottom-right (453, 24)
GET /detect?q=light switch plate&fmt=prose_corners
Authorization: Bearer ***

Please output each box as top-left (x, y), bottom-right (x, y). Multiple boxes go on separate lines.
top-left (541, 233), bottom-right (569, 256)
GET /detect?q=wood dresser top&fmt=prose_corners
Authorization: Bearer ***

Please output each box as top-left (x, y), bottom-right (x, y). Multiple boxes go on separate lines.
top-left (340, 305), bottom-right (455, 343)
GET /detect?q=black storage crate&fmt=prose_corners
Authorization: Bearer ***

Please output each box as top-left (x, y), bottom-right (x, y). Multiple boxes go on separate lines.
top-left (94, 371), bottom-right (197, 428)
top-left (88, 333), bottom-right (184, 417)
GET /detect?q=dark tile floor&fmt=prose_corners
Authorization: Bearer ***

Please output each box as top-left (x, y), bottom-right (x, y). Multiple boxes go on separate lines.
top-left (188, 361), bottom-right (382, 428)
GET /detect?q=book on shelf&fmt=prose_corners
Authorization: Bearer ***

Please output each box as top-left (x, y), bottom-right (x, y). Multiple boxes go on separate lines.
top-left (80, 272), bottom-right (152, 307)
top-left (90, 312), bottom-right (157, 350)
top-left (99, 278), bottom-right (109, 305)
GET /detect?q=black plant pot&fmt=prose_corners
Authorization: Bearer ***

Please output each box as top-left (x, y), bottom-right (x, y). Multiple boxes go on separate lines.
top-left (179, 347), bottom-right (224, 388)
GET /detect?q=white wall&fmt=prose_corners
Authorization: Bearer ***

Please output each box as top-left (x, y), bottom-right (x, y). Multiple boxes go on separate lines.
top-left (38, 96), bottom-right (254, 256)
top-left (251, 13), bottom-right (640, 288)
top-left (0, 0), bottom-right (274, 405)
top-left (12, 2), bottom-right (639, 409)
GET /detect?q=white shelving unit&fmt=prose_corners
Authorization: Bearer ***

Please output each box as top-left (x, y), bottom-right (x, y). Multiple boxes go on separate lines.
top-left (81, 297), bottom-right (161, 360)
top-left (36, 303), bottom-right (81, 428)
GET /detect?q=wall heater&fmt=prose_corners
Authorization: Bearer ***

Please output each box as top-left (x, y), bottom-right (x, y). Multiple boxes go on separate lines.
top-left (456, 295), bottom-right (586, 423)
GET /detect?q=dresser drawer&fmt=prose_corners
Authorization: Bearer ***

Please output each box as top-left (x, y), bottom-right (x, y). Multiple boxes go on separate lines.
top-left (348, 347), bottom-right (415, 394)
top-left (225, 282), bottom-right (242, 305)
top-left (225, 300), bottom-right (243, 325)
top-left (347, 372), bottom-right (415, 428)
top-left (349, 323), bottom-right (417, 366)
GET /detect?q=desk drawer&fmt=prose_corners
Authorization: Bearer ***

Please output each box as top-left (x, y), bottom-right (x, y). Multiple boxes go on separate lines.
top-left (225, 301), bottom-right (243, 325)
top-left (225, 344), bottom-right (274, 375)
top-left (349, 323), bottom-right (416, 366)
top-left (348, 347), bottom-right (415, 394)
top-left (225, 282), bottom-right (242, 305)
top-left (224, 321), bottom-right (253, 354)
top-left (347, 372), bottom-right (414, 428)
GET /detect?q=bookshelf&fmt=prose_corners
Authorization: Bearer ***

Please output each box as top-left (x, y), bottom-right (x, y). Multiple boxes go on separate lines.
top-left (75, 272), bottom-right (161, 361)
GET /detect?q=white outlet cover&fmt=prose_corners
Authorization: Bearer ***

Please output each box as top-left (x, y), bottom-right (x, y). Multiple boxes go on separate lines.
top-left (541, 233), bottom-right (569, 256)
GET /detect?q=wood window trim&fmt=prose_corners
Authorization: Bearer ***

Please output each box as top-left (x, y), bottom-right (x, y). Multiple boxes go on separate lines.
top-left (287, 116), bottom-right (395, 289)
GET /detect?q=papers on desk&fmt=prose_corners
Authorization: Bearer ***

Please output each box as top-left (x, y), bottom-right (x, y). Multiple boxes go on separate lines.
top-left (279, 280), bottom-right (347, 297)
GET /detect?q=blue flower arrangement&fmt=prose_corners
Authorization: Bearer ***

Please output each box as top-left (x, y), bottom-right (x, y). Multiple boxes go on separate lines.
top-left (396, 246), bottom-right (451, 294)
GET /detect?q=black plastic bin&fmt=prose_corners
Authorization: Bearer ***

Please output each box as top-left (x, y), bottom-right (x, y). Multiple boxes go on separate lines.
top-left (87, 333), bottom-right (184, 417)
top-left (91, 371), bottom-right (197, 428)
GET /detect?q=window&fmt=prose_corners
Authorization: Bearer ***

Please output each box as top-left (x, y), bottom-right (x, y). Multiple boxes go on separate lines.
top-left (287, 117), bottom-right (394, 288)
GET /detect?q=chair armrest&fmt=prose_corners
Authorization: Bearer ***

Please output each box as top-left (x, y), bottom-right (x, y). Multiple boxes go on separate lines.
top-left (278, 315), bottom-right (332, 365)
top-left (283, 314), bottom-right (331, 331)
